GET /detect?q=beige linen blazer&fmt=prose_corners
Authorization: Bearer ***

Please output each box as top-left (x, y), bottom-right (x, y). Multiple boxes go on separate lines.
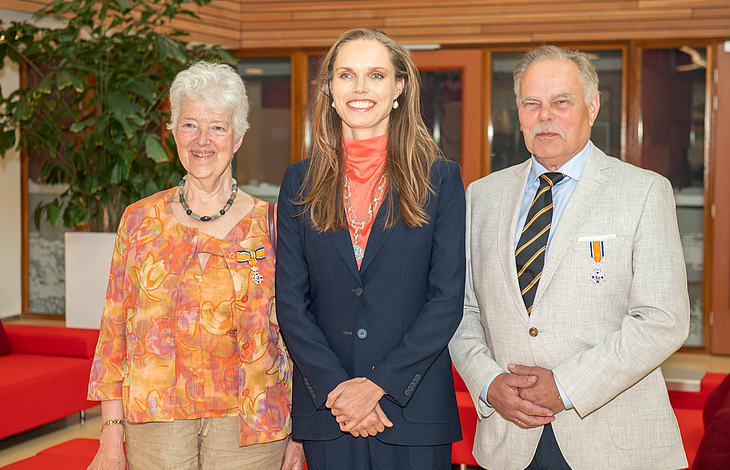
top-left (449, 144), bottom-right (690, 470)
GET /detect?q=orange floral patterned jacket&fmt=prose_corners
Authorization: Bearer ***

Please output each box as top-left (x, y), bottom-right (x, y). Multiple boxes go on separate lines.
top-left (88, 188), bottom-right (291, 446)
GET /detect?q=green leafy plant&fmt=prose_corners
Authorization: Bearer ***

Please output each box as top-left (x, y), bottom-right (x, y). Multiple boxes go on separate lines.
top-left (0, 0), bottom-right (236, 232)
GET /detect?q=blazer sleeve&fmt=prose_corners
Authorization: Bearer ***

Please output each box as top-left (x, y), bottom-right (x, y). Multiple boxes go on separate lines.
top-left (552, 175), bottom-right (690, 417)
top-left (449, 182), bottom-right (505, 418)
top-left (275, 163), bottom-right (352, 409)
top-left (366, 161), bottom-right (466, 407)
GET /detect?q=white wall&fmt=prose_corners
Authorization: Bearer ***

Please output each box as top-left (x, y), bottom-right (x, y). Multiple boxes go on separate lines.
top-left (0, 55), bottom-right (21, 318)
top-left (0, 9), bottom-right (65, 317)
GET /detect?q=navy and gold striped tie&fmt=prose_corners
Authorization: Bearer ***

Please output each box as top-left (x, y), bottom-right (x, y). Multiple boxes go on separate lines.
top-left (515, 172), bottom-right (565, 315)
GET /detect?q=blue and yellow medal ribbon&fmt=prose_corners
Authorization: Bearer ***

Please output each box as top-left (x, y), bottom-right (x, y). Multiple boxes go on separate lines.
top-left (590, 241), bottom-right (604, 263)
top-left (237, 247), bottom-right (266, 265)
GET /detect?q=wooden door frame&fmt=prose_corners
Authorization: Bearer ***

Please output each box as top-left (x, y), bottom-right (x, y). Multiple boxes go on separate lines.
top-left (711, 42), bottom-right (730, 355)
top-left (410, 49), bottom-right (483, 186)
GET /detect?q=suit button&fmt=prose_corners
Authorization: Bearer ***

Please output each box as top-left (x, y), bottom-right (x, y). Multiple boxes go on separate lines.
top-left (529, 327), bottom-right (538, 337)
top-left (357, 328), bottom-right (367, 339)
top-left (354, 287), bottom-right (363, 296)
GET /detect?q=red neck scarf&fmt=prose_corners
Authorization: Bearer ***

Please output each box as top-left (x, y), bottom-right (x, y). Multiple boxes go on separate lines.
top-left (343, 134), bottom-right (388, 267)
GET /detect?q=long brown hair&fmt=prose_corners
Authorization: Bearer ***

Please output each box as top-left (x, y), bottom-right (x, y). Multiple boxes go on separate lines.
top-left (298, 28), bottom-right (441, 232)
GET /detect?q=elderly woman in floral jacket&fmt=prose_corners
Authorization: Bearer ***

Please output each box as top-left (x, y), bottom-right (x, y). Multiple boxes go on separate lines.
top-left (87, 61), bottom-right (302, 470)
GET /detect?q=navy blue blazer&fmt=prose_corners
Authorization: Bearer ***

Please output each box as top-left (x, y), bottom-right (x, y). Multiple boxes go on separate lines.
top-left (276, 158), bottom-right (466, 446)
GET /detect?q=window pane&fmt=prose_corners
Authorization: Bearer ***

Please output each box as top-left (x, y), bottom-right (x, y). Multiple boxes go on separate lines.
top-left (420, 71), bottom-right (462, 164)
top-left (490, 50), bottom-right (623, 172)
top-left (641, 47), bottom-right (706, 347)
top-left (235, 58), bottom-right (291, 201)
top-left (306, 54), bottom-right (325, 154)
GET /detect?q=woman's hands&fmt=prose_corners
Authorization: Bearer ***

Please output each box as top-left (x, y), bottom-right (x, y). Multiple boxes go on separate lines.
top-left (325, 378), bottom-right (392, 437)
top-left (88, 400), bottom-right (126, 470)
top-left (281, 438), bottom-right (305, 470)
top-left (87, 423), bottom-right (126, 470)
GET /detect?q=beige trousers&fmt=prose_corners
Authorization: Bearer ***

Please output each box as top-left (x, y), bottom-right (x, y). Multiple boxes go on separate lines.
top-left (125, 416), bottom-right (288, 470)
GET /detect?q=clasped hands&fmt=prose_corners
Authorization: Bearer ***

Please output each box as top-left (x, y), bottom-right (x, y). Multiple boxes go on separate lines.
top-left (326, 377), bottom-right (392, 438)
top-left (487, 364), bottom-right (566, 429)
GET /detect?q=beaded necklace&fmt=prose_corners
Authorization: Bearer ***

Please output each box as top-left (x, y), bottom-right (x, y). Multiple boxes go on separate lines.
top-left (343, 172), bottom-right (387, 262)
top-left (178, 175), bottom-right (238, 222)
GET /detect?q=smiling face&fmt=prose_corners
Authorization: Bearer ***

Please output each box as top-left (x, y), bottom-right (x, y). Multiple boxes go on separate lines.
top-left (330, 39), bottom-right (404, 140)
top-left (517, 58), bottom-right (600, 170)
top-left (174, 100), bottom-right (243, 185)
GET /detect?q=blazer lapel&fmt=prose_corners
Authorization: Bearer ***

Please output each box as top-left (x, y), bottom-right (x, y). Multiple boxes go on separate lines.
top-left (359, 189), bottom-right (398, 274)
top-left (329, 209), bottom-right (362, 282)
top-left (533, 145), bottom-right (611, 306)
top-left (499, 161), bottom-right (532, 321)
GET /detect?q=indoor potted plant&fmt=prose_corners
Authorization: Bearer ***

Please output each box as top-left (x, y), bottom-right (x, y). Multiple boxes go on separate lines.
top-left (0, 0), bottom-right (236, 325)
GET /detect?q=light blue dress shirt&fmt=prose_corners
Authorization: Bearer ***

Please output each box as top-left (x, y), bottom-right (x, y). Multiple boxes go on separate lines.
top-left (479, 142), bottom-right (592, 411)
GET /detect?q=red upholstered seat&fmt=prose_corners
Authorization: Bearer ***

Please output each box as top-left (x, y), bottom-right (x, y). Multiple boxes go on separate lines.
top-left (0, 325), bottom-right (99, 440)
top-left (0, 438), bottom-right (98, 469)
top-left (674, 408), bottom-right (705, 469)
top-left (453, 391), bottom-right (480, 468)
top-left (669, 372), bottom-right (726, 410)
top-left (0, 454), bottom-right (94, 470)
top-left (452, 364), bottom-right (480, 468)
top-left (36, 438), bottom-right (102, 457)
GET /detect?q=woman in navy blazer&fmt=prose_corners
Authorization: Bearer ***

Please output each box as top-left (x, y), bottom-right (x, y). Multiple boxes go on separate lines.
top-left (276, 28), bottom-right (465, 469)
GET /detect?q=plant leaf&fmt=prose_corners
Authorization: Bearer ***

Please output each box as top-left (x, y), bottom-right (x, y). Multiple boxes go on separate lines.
top-left (70, 120), bottom-right (94, 133)
top-left (47, 202), bottom-right (61, 227)
top-left (145, 135), bottom-right (169, 162)
top-left (120, 80), bottom-right (155, 103)
top-left (108, 91), bottom-right (136, 119)
top-left (37, 73), bottom-right (54, 94)
top-left (115, 0), bottom-right (136, 13)
top-left (56, 71), bottom-right (74, 90)
top-left (11, 99), bottom-right (32, 122)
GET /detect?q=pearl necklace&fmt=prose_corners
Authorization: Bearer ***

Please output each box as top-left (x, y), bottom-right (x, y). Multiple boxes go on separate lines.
top-left (343, 173), bottom-right (387, 261)
top-left (178, 175), bottom-right (238, 222)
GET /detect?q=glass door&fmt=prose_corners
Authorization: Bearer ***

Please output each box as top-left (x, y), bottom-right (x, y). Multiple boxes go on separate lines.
top-left (640, 46), bottom-right (709, 348)
top-left (410, 49), bottom-right (483, 185)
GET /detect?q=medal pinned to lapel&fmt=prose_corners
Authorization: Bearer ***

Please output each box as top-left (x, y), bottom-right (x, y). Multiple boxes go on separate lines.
top-left (589, 240), bottom-right (605, 285)
top-left (237, 247), bottom-right (266, 285)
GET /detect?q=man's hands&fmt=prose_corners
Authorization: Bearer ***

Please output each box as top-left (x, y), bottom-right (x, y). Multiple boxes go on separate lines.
top-left (326, 378), bottom-right (392, 437)
top-left (487, 363), bottom-right (565, 429)
top-left (509, 364), bottom-right (565, 414)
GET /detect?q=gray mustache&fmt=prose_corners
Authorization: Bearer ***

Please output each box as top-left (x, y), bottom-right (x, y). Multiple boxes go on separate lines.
top-left (531, 123), bottom-right (566, 139)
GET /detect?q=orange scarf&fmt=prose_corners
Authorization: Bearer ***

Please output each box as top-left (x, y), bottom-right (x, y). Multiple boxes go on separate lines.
top-left (343, 134), bottom-right (388, 267)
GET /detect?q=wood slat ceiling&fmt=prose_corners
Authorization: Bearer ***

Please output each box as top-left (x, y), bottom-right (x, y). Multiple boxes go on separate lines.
top-left (1, 0), bottom-right (729, 50)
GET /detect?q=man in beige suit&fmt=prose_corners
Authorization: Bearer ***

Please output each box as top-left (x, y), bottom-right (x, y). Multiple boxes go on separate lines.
top-left (449, 45), bottom-right (690, 470)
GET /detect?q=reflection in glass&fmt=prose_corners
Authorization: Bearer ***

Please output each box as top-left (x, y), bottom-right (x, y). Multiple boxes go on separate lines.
top-left (306, 55), bottom-right (325, 154)
top-left (420, 71), bottom-right (462, 164)
top-left (641, 47), bottom-right (706, 347)
top-left (490, 50), bottom-right (623, 172)
top-left (236, 58), bottom-right (291, 202)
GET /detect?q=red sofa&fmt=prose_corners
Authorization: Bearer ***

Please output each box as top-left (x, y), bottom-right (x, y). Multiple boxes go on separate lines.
top-left (0, 323), bottom-right (100, 440)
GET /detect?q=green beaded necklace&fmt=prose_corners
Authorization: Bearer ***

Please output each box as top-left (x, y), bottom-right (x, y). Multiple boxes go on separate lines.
top-left (178, 175), bottom-right (238, 222)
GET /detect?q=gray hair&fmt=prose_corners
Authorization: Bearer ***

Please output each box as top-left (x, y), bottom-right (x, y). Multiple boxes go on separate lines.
top-left (167, 61), bottom-right (249, 141)
top-left (513, 45), bottom-right (599, 105)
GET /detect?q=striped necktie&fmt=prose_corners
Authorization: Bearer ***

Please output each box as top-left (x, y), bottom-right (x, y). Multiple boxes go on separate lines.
top-left (515, 172), bottom-right (565, 315)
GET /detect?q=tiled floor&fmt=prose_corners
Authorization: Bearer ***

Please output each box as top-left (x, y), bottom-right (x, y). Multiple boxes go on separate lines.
top-left (1, 315), bottom-right (728, 469)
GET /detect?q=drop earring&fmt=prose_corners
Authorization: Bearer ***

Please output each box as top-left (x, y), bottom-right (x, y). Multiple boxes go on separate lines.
top-left (392, 100), bottom-right (399, 110)
top-left (332, 101), bottom-right (336, 108)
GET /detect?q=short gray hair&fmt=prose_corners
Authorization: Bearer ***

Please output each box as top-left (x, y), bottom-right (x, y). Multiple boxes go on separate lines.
top-left (513, 45), bottom-right (599, 105)
top-left (167, 61), bottom-right (249, 141)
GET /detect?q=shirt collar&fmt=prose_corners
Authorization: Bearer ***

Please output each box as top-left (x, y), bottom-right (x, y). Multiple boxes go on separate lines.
top-left (527, 141), bottom-right (591, 187)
